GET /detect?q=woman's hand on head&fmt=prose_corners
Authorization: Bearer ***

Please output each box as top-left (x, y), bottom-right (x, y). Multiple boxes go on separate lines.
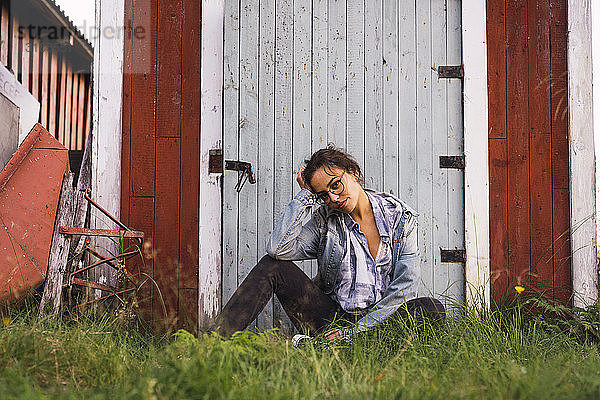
top-left (297, 168), bottom-right (312, 191)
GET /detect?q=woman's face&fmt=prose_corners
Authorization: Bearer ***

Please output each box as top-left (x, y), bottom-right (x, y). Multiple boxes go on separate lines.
top-left (309, 165), bottom-right (362, 213)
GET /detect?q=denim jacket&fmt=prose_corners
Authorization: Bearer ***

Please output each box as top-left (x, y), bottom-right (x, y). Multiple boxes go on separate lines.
top-left (266, 188), bottom-right (420, 333)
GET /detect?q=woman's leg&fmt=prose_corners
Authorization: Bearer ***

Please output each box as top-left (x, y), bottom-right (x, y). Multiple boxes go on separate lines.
top-left (391, 297), bottom-right (446, 325)
top-left (213, 255), bottom-right (348, 337)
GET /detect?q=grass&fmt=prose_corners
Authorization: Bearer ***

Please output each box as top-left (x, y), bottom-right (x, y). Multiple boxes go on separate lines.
top-left (2, 299), bottom-right (600, 399)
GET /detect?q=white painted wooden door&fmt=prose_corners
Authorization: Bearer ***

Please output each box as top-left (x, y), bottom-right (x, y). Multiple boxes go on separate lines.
top-left (223, 0), bottom-right (464, 331)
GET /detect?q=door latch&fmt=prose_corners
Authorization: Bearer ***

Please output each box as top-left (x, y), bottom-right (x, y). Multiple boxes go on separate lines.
top-left (225, 160), bottom-right (256, 192)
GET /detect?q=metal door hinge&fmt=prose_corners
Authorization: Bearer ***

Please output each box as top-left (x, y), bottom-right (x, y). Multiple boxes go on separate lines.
top-left (439, 155), bottom-right (465, 169)
top-left (225, 160), bottom-right (256, 192)
top-left (437, 65), bottom-right (464, 79)
top-left (208, 149), bottom-right (223, 173)
top-left (440, 249), bottom-right (466, 263)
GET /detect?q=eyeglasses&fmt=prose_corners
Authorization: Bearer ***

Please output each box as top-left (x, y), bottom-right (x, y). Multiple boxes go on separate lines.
top-left (314, 172), bottom-right (345, 203)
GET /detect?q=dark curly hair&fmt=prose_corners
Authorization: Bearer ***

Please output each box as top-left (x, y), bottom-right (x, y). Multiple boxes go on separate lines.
top-left (302, 144), bottom-right (364, 191)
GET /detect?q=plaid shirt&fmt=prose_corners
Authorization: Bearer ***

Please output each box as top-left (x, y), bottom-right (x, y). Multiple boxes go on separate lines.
top-left (333, 192), bottom-right (396, 314)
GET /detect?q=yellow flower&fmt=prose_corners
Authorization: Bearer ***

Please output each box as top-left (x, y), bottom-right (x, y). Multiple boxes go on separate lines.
top-left (2, 317), bottom-right (11, 326)
top-left (515, 285), bottom-right (525, 294)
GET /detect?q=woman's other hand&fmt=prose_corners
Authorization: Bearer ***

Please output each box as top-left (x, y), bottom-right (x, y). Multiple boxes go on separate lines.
top-left (297, 168), bottom-right (312, 191)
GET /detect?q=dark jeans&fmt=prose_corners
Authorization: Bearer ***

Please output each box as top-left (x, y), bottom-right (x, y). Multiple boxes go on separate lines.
top-left (214, 255), bottom-right (445, 337)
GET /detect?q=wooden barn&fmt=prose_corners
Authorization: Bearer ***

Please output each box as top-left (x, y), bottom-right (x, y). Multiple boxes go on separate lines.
top-left (92, 0), bottom-right (596, 332)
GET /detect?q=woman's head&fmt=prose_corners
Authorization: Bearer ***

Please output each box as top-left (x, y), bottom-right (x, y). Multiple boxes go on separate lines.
top-left (302, 145), bottom-right (364, 213)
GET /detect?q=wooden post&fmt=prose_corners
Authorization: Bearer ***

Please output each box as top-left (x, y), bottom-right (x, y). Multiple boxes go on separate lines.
top-left (567, 0), bottom-right (597, 308)
top-left (39, 172), bottom-right (75, 319)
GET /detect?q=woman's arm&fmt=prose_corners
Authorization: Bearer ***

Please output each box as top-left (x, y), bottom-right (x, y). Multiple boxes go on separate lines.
top-left (266, 169), bottom-right (323, 260)
top-left (352, 212), bottom-right (420, 332)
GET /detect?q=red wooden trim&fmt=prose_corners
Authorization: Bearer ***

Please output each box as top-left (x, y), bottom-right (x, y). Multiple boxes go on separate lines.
top-left (121, 0), bottom-right (133, 225)
top-left (180, 0), bottom-right (201, 297)
top-left (506, 0), bottom-right (530, 286)
top-left (0, 1), bottom-right (8, 66)
top-left (157, 0), bottom-right (182, 139)
top-left (486, 0), bottom-right (506, 139)
top-left (552, 188), bottom-right (571, 303)
top-left (129, 196), bottom-right (155, 321)
top-left (529, 133), bottom-right (553, 292)
top-left (76, 74), bottom-right (85, 150)
top-left (489, 138), bottom-right (509, 300)
top-left (48, 51), bottom-right (58, 135)
top-left (84, 81), bottom-right (91, 149)
top-left (130, 0), bottom-right (157, 197)
top-left (154, 137), bottom-right (181, 322)
top-left (58, 56), bottom-right (67, 144)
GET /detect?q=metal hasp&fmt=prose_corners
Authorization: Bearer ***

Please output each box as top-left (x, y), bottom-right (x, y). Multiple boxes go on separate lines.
top-left (437, 65), bottom-right (464, 79)
top-left (209, 149), bottom-right (223, 173)
top-left (225, 160), bottom-right (256, 192)
top-left (439, 155), bottom-right (465, 169)
top-left (60, 191), bottom-right (146, 308)
top-left (440, 249), bottom-right (466, 263)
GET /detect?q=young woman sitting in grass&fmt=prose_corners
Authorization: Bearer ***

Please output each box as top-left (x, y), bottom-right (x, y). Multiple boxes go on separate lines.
top-left (214, 145), bottom-right (445, 341)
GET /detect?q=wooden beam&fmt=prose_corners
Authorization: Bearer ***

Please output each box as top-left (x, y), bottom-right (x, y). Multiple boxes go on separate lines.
top-left (567, 0), bottom-right (597, 308)
top-left (462, 1), bottom-right (490, 309)
top-left (39, 171), bottom-right (75, 319)
top-left (199, 0), bottom-right (224, 329)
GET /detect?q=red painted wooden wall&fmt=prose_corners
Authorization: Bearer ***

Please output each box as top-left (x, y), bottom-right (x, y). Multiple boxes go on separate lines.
top-left (121, 0), bottom-right (200, 331)
top-left (487, 0), bottom-right (571, 304)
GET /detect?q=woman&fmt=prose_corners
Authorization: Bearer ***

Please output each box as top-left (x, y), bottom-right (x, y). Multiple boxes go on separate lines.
top-left (214, 146), bottom-right (445, 340)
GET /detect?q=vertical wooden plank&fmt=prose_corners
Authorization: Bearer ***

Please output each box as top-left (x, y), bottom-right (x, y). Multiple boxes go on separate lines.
top-left (130, 0), bottom-right (157, 197)
top-left (64, 66), bottom-right (73, 149)
top-left (41, 44), bottom-right (49, 127)
top-left (222, 0), bottom-right (239, 305)
top-left (48, 51), bottom-right (58, 135)
top-left (431, 0), bottom-right (448, 299)
top-left (58, 57), bottom-right (67, 145)
top-left (31, 37), bottom-right (40, 100)
top-left (487, 0), bottom-right (506, 139)
top-left (346, 0), bottom-right (364, 169)
top-left (292, 0), bottom-right (313, 282)
top-left (382, 0), bottom-right (398, 195)
top-left (506, 0), bottom-right (530, 286)
top-left (121, 0), bottom-right (133, 226)
top-left (129, 196), bottom-right (155, 322)
top-left (20, 28), bottom-right (29, 91)
top-left (310, 0), bottom-right (328, 278)
top-left (550, 0), bottom-right (570, 303)
top-left (0, 1), bottom-right (8, 66)
top-left (273, 0), bottom-right (294, 332)
top-left (327, 0), bottom-right (346, 148)
top-left (312, 0), bottom-right (328, 152)
top-left (154, 137), bottom-right (181, 326)
top-left (84, 83), bottom-right (91, 147)
top-left (416, 0), bottom-right (433, 295)
top-left (71, 73), bottom-right (80, 150)
top-left (489, 138), bottom-right (509, 301)
top-left (528, 0), bottom-right (551, 135)
top-left (180, 0), bottom-right (200, 327)
top-left (552, 188), bottom-right (571, 302)
top-left (238, 0), bottom-right (259, 330)
top-left (529, 134), bottom-right (553, 293)
top-left (10, 14), bottom-right (18, 80)
top-left (157, 0), bottom-right (182, 138)
top-left (77, 74), bottom-right (86, 149)
top-left (364, 0), bottom-right (383, 189)
top-left (256, 0), bottom-right (276, 330)
top-left (398, 0), bottom-right (417, 209)
top-left (446, 0), bottom-right (464, 303)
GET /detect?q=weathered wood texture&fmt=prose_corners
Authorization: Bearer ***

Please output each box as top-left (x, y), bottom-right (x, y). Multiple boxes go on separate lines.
top-left (0, 0), bottom-right (92, 149)
top-left (487, 0), bottom-right (572, 303)
top-left (223, 0), bottom-right (465, 330)
top-left (39, 172), bottom-right (75, 319)
top-left (121, 0), bottom-right (200, 331)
